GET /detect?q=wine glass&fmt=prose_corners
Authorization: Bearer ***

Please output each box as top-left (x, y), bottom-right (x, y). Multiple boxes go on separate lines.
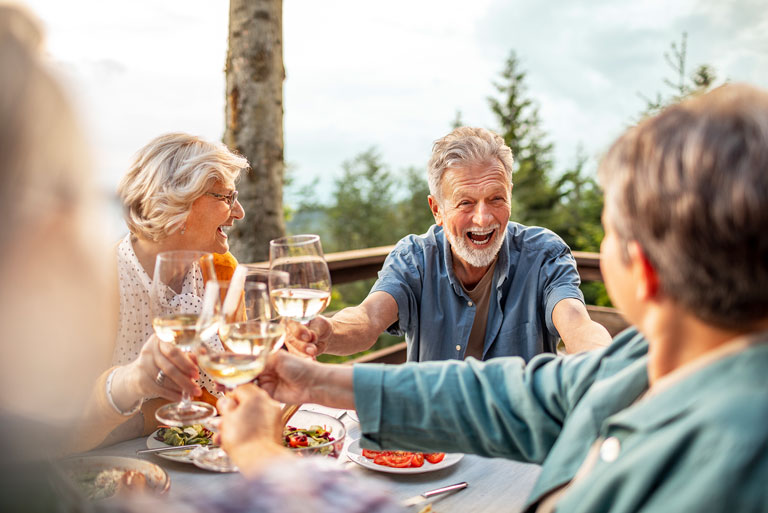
top-left (268, 234), bottom-right (332, 324)
top-left (237, 264), bottom-right (290, 321)
top-left (215, 280), bottom-right (287, 354)
top-left (193, 313), bottom-right (284, 472)
top-left (149, 250), bottom-right (218, 426)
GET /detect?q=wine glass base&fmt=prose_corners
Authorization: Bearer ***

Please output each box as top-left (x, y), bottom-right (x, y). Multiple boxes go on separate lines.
top-left (155, 401), bottom-right (217, 427)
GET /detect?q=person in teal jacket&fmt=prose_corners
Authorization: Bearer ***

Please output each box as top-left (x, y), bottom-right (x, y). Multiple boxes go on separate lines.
top-left (218, 83), bottom-right (768, 512)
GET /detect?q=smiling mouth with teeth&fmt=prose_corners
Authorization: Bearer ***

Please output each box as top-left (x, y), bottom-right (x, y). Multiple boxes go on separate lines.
top-left (466, 229), bottom-right (495, 246)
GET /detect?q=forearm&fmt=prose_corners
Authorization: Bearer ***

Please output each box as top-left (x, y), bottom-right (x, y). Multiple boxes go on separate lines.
top-left (561, 321), bottom-right (612, 353)
top-left (306, 361), bottom-right (356, 409)
top-left (553, 298), bottom-right (612, 354)
top-left (323, 307), bottom-right (385, 355)
top-left (64, 367), bottom-right (142, 454)
top-left (323, 292), bottom-right (398, 355)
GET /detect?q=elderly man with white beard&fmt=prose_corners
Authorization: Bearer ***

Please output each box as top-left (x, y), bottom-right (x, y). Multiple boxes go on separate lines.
top-left (287, 127), bottom-right (611, 362)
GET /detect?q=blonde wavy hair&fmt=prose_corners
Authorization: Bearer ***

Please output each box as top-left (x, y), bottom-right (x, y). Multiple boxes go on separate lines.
top-left (118, 133), bottom-right (249, 241)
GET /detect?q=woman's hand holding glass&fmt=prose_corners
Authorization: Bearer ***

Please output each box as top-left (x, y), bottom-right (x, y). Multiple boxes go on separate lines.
top-left (110, 335), bottom-right (202, 413)
top-left (149, 250), bottom-right (218, 426)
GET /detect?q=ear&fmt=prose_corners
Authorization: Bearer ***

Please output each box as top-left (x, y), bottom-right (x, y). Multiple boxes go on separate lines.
top-left (627, 241), bottom-right (660, 301)
top-left (428, 195), bottom-right (443, 226)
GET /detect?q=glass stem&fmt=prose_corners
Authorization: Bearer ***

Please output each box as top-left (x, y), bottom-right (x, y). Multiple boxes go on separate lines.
top-left (179, 390), bottom-right (192, 409)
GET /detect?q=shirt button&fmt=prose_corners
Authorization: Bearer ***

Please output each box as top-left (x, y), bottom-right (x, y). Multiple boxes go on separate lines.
top-left (600, 437), bottom-right (621, 462)
top-left (467, 301), bottom-right (474, 307)
top-left (455, 345), bottom-right (461, 351)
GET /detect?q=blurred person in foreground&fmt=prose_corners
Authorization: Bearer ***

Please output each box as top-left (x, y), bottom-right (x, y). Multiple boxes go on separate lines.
top-left (0, 4), bottom-right (401, 513)
top-left (223, 83), bottom-right (768, 511)
top-left (0, 0), bottom-right (113, 507)
top-left (287, 127), bottom-right (611, 362)
top-left (83, 132), bottom-right (250, 448)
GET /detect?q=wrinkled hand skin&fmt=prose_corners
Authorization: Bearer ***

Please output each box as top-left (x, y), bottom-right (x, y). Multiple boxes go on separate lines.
top-left (283, 317), bottom-right (331, 357)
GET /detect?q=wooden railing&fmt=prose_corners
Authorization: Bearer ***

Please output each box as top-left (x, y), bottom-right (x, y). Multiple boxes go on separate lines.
top-left (251, 246), bottom-right (628, 364)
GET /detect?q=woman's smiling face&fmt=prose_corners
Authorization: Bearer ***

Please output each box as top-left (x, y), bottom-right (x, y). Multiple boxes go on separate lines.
top-left (183, 180), bottom-right (244, 254)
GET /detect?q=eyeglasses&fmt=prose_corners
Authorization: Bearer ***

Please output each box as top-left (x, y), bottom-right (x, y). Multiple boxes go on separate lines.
top-left (205, 190), bottom-right (238, 207)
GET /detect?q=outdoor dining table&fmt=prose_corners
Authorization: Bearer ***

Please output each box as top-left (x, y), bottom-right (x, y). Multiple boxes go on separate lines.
top-left (83, 405), bottom-right (542, 512)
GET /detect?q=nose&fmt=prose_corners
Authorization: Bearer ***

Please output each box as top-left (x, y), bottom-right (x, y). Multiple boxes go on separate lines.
top-left (231, 198), bottom-right (245, 220)
top-left (471, 201), bottom-right (492, 226)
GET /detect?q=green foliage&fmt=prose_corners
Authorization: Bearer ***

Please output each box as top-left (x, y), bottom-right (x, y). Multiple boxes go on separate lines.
top-left (396, 166), bottom-right (434, 236)
top-left (326, 149), bottom-right (399, 251)
top-left (488, 51), bottom-right (609, 305)
top-left (488, 51), bottom-right (605, 252)
top-left (489, 51), bottom-right (559, 228)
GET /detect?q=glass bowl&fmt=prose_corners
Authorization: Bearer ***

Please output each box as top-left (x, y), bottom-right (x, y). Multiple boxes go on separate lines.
top-left (282, 409), bottom-right (346, 458)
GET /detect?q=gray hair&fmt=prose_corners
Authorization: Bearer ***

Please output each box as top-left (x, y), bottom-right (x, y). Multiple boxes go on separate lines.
top-left (427, 127), bottom-right (514, 202)
top-left (118, 133), bottom-right (249, 241)
top-left (599, 83), bottom-right (768, 330)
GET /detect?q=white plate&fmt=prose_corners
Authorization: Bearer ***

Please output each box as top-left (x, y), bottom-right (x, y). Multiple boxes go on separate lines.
top-left (146, 429), bottom-right (209, 464)
top-left (59, 455), bottom-right (170, 497)
top-left (346, 439), bottom-right (463, 474)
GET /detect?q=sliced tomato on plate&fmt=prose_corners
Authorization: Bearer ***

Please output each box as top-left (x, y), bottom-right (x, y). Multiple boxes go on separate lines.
top-left (362, 448), bottom-right (381, 459)
top-left (373, 451), bottom-right (414, 468)
top-left (424, 452), bottom-right (445, 464)
top-left (410, 452), bottom-right (424, 467)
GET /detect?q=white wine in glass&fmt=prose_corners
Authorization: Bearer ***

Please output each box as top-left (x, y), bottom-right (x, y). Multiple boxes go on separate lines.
top-left (149, 250), bottom-right (218, 427)
top-left (152, 314), bottom-right (199, 350)
top-left (237, 264), bottom-right (290, 321)
top-left (197, 353), bottom-right (265, 389)
top-left (268, 234), bottom-right (332, 324)
top-left (218, 319), bottom-right (285, 356)
top-left (193, 320), bottom-right (282, 473)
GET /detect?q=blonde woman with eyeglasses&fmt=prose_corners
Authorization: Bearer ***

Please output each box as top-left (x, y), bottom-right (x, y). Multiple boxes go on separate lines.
top-left (91, 133), bottom-right (249, 446)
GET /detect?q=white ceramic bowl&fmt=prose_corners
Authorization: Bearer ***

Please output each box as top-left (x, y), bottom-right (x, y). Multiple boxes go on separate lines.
top-left (283, 410), bottom-right (346, 458)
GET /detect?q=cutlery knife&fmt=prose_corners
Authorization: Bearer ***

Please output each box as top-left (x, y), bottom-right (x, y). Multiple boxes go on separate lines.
top-left (401, 481), bottom-right (468, 507)
top-left (136, 444), bottom-right (218, 455)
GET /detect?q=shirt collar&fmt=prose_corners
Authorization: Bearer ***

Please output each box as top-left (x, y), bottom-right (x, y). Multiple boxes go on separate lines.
top-left (605, 334), bottom-right (768, 433)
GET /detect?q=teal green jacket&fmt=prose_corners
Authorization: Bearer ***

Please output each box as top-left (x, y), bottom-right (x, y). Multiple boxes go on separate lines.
top-left (354, 328), bottom-right (768, 512)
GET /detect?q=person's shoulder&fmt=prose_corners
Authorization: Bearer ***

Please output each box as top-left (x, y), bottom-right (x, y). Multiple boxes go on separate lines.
top-left (505, 222), bottom-right (571, 256)
top-left (691, 373), bottom-right (768, 439)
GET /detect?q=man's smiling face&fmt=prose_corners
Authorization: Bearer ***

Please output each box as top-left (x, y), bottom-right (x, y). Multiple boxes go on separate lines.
top-left (430, 160), bottom-right (511, 271)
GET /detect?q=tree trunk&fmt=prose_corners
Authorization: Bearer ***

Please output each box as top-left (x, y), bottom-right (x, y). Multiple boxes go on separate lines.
top-left (224, 0), bottom-right (285, 262)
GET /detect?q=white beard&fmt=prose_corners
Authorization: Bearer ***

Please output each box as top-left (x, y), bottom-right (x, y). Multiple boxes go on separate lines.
top-left (445, 223), bottom-right (506, 268)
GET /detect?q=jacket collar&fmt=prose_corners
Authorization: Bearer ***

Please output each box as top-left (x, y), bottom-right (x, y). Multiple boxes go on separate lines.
top-left (604, 342), bottom-right (768, 433)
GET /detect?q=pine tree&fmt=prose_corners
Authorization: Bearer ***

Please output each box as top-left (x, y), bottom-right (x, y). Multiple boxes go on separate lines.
top-left (488, 51), bottom-right (559, 227)
top-left (326, 148), bottom-right (398, 251)
top-left (638, 33), bottom-right (720, 118)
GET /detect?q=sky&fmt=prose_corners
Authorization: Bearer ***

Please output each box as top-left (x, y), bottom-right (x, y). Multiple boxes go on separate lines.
top-left (22, 0), bottom-right (768, 239)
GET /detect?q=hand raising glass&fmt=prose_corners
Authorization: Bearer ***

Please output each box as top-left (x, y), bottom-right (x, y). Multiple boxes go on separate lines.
top-left (149, 250), bottom-right (218, 426)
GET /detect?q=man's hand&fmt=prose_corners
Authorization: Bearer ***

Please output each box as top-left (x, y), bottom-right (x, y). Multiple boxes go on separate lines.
top-left (257, 350), bottom-right (356, 410)
top-left (283, 316), bottom-right (332, 357)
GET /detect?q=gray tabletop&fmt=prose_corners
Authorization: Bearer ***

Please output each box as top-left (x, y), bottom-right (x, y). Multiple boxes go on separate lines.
top-left (85, 407), bottom-right (541, 512)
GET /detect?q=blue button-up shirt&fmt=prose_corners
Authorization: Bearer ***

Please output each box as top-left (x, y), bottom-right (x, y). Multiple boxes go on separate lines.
top-left (370, 222), bottom-right (584, 362)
